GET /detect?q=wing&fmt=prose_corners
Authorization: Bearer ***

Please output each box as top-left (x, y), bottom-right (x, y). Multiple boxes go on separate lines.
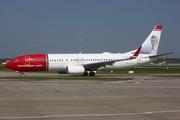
top-left (83, 46), bottom-right (142, 70)
top-left (83, 58), bottom-right (131, 70)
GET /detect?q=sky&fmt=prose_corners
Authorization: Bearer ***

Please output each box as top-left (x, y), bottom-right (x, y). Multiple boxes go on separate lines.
top-left (0, 0), bottom-right (180, 58)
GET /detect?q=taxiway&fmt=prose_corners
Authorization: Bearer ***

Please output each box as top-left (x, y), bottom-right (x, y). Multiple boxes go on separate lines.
top-left (0, 72), bottom-right (180, 120)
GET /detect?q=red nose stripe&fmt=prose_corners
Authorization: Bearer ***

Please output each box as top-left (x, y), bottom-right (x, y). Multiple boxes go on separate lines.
top-left (4, 54), bottom-right (48, 72)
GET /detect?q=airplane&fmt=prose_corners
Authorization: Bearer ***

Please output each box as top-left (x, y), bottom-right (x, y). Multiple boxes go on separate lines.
top-left (4, 25), bottom-right (174, 76)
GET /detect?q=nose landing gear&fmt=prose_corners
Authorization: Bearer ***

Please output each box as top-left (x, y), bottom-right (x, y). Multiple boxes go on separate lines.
top-left (15, 71), bottom-right (25, 77)
top-left (20, 73), bottom-right (25, 77)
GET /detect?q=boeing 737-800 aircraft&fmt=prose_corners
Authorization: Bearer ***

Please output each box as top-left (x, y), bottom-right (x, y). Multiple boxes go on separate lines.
top-left (4, 25), bottom-right (174, 76)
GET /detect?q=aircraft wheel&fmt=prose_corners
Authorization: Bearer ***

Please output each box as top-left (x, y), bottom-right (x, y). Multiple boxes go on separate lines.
top-left (21, 73), bottom-right (25, 77)
top-left (83, 72), bottom-right (89, 76)
top-left (89, 72), bottom-right (95, 76)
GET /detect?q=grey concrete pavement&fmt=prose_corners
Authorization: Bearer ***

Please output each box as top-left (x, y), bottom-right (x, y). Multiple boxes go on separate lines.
top-left (0, 72), bottom-right (180, 119)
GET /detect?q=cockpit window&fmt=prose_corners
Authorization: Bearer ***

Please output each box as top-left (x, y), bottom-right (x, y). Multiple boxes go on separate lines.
top-left (13, 59), bottom-right (18, 62)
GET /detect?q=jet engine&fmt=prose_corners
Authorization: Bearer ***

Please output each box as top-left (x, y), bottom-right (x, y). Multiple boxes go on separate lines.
top-left (66, 65), bottom-right (85, 74)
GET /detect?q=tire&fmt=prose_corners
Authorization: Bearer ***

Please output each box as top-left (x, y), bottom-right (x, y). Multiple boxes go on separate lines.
top-left (21, 73), bottom-right (24, 77)
top-left (83, 71), bottom-right (89, 76)
top-left (89, 72), bottom-right (95, 76)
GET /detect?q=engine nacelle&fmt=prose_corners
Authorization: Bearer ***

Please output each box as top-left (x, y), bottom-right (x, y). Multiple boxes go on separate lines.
top-left (66, 65), bottom-right (85, 74)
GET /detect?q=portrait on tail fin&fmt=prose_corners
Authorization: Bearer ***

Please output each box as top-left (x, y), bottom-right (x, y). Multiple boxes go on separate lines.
top-left (140, 25), bottom-right (162, 55)
top-left (150, 35), bottom-right (158, 54)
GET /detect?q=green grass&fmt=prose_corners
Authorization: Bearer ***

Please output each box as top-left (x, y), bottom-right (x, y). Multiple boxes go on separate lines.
top-left (98, 67), bottom-right (180, 74)
top-left (0, 66), bottom-right (13, 71)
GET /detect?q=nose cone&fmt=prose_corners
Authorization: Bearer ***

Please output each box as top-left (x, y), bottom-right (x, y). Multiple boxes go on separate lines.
top-left (4, 62), bottom-right (9, 68)
top-left (4, 61), bottom-right (15, 70)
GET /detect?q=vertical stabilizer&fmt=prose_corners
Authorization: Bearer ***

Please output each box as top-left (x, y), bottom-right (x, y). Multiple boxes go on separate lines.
top-left (140, 25), bottom-right (162, 55)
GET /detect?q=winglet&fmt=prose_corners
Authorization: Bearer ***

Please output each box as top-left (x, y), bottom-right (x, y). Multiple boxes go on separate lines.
top-left (133, 46), bottom-right (142, 57)
top-left (130, 46), bottom-right (142, 59)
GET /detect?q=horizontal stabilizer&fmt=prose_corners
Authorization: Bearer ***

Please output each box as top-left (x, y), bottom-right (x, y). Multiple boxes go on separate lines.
top-left (149, 52), bottom-right (175, 58)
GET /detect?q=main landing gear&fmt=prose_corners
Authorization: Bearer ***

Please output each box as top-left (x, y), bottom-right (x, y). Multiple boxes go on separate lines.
top-left (83, 71), bottom-right (96, 76)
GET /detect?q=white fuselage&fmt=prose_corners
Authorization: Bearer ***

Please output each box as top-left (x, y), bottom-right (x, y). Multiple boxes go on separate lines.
top-left (47, 53), bottom-right (156, 72)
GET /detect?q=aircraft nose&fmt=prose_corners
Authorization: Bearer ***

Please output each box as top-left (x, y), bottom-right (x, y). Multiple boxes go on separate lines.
top-left (4, 61), bottom-right (13, 70)
top-left (4, 62), bottom-right (9, 68)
